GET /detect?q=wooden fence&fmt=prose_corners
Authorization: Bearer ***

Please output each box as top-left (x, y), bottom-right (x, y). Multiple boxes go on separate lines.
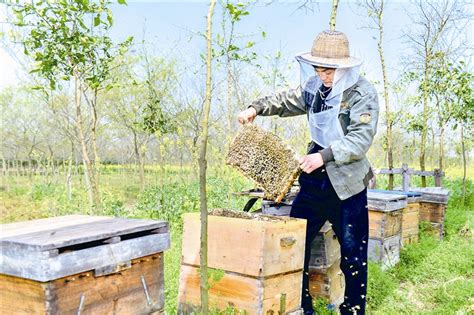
top-left (370, 163), bottom-right (445, 190)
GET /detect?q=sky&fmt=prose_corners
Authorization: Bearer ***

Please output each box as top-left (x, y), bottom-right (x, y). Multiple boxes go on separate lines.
top-left (0, 1), bottom-right (472, 91)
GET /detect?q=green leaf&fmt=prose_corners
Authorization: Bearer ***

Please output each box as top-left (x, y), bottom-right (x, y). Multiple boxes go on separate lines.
top-left (106, 9), bottom-right (113, 26)
top-left (117, 0), bottom-right (127, 5)
top-left (94, 15), bottom-right (101, 26)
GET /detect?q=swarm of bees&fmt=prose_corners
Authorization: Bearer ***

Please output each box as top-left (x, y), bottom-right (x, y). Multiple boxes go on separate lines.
top-left (226, 124), bottom-right (301, 203)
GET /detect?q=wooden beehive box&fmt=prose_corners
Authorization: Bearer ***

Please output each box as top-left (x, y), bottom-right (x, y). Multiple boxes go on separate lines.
top-left (368, 191), bottom-right (406, 240)
top-left (0, 215), bottom-right (170, 315)
top-left (309, 221), bottom-right (340, 268)
top-left (367, 192), bottom-right (406, 269)
top-left (407, 187), bottom-right (449, 240)
top-left (178, 211), bottom-right (306, 314)
top-left (308, 258), bottom-right (344, 308)
top-left (368, 234), bottom-right (401, 270)
top-left (370, 189), bottom-right (422, 245)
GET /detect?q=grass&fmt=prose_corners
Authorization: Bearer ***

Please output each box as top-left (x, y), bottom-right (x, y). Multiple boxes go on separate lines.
top-left (1, 164), bottom-right (473, 314)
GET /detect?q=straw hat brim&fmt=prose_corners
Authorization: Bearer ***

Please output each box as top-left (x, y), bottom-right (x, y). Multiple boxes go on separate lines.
top-left (296, 52), bottom-right (362, 69)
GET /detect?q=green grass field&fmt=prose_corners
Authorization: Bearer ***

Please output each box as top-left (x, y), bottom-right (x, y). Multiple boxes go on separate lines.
top-left (1, 165), bottom-right (473, 314)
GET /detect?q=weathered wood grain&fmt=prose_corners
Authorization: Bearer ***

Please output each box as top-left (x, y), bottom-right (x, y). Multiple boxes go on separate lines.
top-left (406, 187), bottom-right (449, 204)
top-left (0, 253), bottom-right (165, 315)
top-left (368, 210), bottom-right (402, 240)
top-left (0, 215), bottom-right (108, 238)
top-left (181, 213), bottom-right (306, 277)
top-left (419, 202), bottom-right (446, 223)
top-left (368, 191), bottom-right (407, 211)
top-left (178, 264), bottom-right (302, 315)
top-left (401, 203), bottom-right (420, 246)
top-left (1, 232), bottom-right (170, 281)
top-left (1, 217), bottom-right (168, 251)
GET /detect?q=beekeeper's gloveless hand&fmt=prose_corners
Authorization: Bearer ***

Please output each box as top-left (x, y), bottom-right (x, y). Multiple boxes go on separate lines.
top-left (238, 107), bottom-right (257, 124)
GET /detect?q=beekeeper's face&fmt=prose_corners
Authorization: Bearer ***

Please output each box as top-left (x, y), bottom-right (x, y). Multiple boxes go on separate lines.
top-left (314, 67), bottom-right (336, 87)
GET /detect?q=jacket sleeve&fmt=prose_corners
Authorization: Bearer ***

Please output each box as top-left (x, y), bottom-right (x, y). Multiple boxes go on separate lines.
top-left (328, 88), bottom-right (379, 165)
top-left (250, 86), bottom-right (307, 117)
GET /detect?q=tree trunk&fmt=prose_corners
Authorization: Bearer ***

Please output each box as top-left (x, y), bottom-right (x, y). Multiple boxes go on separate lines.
top-left (420, 57), bottom-right (429, 187)
top-left (133, 131), bottom-right (145, 191)
top-left (461, 124), bottom-right (466, 205)
top-left (438, 125), bottom-right (445, 172)
top-left (74, 75), bottom-right (97, 211)
top-left (329, 0), bottom-right (339, 30)
top-left (375, 0), bottom-right (394, 189)
top-left (198, 1), bottom-right (216, 313)
top-left (90, 91), bottom-right (101, 206)
top-left (66, 141), bottom-right (74, 201)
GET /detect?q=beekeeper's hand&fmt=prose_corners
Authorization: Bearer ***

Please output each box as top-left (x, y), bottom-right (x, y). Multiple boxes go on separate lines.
top-left (238, 107), bottom-right (257, 124)
top-left (299, 153), bottom-right (324, 173)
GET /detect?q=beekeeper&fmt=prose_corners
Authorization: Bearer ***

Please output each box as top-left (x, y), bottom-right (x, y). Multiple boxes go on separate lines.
top-left (238, 30), bottom-right (379, 315)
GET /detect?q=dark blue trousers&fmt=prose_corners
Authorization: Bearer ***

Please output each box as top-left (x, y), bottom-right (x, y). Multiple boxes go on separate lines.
top-left (290, 171), bottom-right (369, 315)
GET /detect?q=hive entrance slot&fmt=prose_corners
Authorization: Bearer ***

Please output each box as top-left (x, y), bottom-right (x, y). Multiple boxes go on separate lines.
top-left (57, 228), bottom-right (164, 254)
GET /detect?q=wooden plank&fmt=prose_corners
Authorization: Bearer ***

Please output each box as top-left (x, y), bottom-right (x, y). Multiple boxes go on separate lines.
top-left (402, 228), bottom-right (419, 246)
top-left (406, 187), bottom-right (449, 204)
top-left (402, 204), bottom-right (420, 230)
top-left (0, 253), bottom-right (165, 315)
top-left (0, 274), bottom-right (48, 314)
top-left (368, 210), bottom-right (402, 239)
top-left (50, 253), bottom-right (164, 314)
top-left (1, 232), bottom-right (170, 282)
top-left (0, 215), bottom-right (108, 238)
top-left (368, 192), bottom-right (407, 211)
top-left (419, 203), bottom-right (446, 223)
top-left (178, 264), bottom-right (302, 315)
top-left (262, 270), bottom-right (302, 313)
top-left (181, 213), bottom-right (306, 277)
top-left (1, 218), bottom-right (168, 251)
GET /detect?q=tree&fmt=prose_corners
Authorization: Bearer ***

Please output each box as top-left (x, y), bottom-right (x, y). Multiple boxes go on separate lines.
top-left (329, 0), bottom-right (339, 30)
top-left (403, 0), bottom-right (470, 186)
top-left (361, 0), bottom-right (395, 189)
top-left (449, 62), bottom-right (473, 204)
top-left (198, 1), bottom-right (217, 313)
top-left (12, 0), bottom-right (132, 209)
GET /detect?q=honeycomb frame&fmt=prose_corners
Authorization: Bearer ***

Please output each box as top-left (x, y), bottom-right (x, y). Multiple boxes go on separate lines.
top-left (226, 124), bottom-right (301, 203)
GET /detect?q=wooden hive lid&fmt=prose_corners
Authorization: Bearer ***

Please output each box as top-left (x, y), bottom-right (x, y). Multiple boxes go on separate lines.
top-left (367, 191), bottom-right (407, 212)
top-left (1, 215), bottom-right (168, 251)
top-left (1, 215), bottom-right (170, 281)
top-left (402, 187), bottom-right (449, 204)
top-left (369, 189), bottom-right (422, 203)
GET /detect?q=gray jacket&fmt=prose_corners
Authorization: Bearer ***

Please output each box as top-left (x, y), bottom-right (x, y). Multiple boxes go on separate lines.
top-left (250, 76), bottom-right (379, 200)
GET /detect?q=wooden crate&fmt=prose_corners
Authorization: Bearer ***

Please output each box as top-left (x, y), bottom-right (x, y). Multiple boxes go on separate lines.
top-left (419, 202), bottom-right (446, 224)
top-left (309, 221), bottom-right (340, 268)
top-left (370, 189), bottom-right (422, 246)
top-left (368, 234), bottom-right (400, 270)
top-left (308, 259), bottom-right (344, 308)
top-left (368, 191), bottom-right (406, 240)
top-left (0, 215), bottom-right (170, 314)
top-left (178, 212), bottom-right (306, 314)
